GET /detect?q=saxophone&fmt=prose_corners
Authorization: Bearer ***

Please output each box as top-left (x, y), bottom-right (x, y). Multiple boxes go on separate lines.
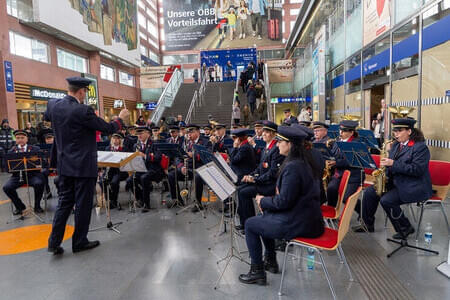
top-left (322, 139), bottom-right (336, 191)
top-left (372, 139), bottom-right (394, 196)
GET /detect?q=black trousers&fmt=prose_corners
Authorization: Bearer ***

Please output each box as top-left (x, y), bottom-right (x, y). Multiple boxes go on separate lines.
top-left (245, 215), bottom-right (282, 265)
top-left (48, 176), bottom-right (96, 249)
top-left (362, 186), bottom-right (412, 233)
top-left (168, 169), bottom-right (204, 205)
top-left (126, 170), bottom-right (160, 208)
top-left (326, 176), bottom-right (360, 207)
top-left (3, 173), bottom-right (45, 210)
top-left (237, 184), bottom-right (257, 227)
top-left (99, 172), bottom-right (128, 206)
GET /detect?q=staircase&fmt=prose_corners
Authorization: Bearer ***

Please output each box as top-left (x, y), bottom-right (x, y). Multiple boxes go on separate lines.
top-left (188, 81), bottom-right (236, 125)
top-left (162, 83), bottom-right (199, 121)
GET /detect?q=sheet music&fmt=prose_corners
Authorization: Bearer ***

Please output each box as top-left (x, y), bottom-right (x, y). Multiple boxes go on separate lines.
top-left (120, 156), bottom-right (148, 172)
top-left (97, 151), bottom-right (133, 164)
top-left (196, 163), bottom-right (236, 201)
top-left (214, 153), bottom-right (238, 183)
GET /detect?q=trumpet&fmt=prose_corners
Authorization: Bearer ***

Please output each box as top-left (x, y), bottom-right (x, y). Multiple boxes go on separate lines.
top-left (180, 157), bottom-right (189, 201)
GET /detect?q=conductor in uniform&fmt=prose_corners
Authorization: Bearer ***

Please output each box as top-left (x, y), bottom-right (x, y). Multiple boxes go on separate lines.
top-left (46, 77), bottom-right (129, 255)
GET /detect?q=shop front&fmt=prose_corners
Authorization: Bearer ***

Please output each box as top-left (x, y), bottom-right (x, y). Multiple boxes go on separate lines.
top-left (14, 83), bottom-right (67, 129)
top-left (271, 97), bottom-right (310, 125)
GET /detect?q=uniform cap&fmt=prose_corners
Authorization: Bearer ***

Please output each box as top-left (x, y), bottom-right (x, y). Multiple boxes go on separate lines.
top-left (391, 118), bottom-right (416, 130)
top-left (276, 126), bottom-right (307, 143)
top-left (66, 76), bottom-right (92, 88)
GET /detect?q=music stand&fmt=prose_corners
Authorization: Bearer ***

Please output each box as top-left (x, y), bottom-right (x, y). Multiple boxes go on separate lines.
top-left (196, 162), bottom-right (248, 289)
top-left (90, 151), bottom-right (141, 234)
top-left (328, 124), bottom-right (340, 139)
top-left (313, 143), bottom-right (334, 161)
top-left (357, 129), bottom-right (379, 150)
top-left (176, 145), bottom-right (206, 218)
top-left (335, 142), bottom-right (376, 232)
top-left (154, 143), bottom-right (186, 209)
top-left (5, 152), bottom-right (45, 223)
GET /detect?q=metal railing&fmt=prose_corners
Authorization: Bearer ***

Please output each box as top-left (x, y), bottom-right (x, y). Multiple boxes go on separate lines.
top-left (263, 63), bottom-right (272, 121)
top-left (150, 68), bottom-right (183, 124)
top-left (185, 74), bottom-right (207, 124)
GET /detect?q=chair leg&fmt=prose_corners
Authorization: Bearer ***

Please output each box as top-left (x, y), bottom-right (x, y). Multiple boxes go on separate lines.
top-left (317, 250), bottom-right (337, 300)
top-left (296, 247), bottom-right (304, 272)
top-left (335, 247), bottom-right (343, 264)
top-left (415, 204), bottom-right (425, 241)
top-left (409, 204), bottom-right (417, 223)
top-left (278, 243), bottom-right (292, 296)
top-left (439, 202), bottom-right (450, 234)
top-left (338, 245), bottom-right (354, 281)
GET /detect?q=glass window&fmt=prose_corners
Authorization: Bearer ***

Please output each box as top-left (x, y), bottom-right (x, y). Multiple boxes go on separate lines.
top-left (138, 12), bottom-right (146, 28)
top-left (137, 0), bottom-right (145, 10)
top-left (346, 0), bottom-right (362, 56)
top-left (395, 0), bottom-right (421, 24)
top-left (57, 48), bottom-right (87, 73)
top-left (147, 20), bottom-right (157, 34)
top-left (100, 64), bottom-right (115, 82)
top-left (345, 53), bottom-right (361, 94)
top-left (119, 71), bottom-right (135, 86)
top-left (290, 8), bottom-right (300, 16)
top-left (392, 16), bottom-right (419, 79)
top-left (140, 45), bottom-right (148, 56)
top-left (149, 50), bottom-right (159, 63)
top-left (7, 0), bottom-right (18, 17)
top-left (148, 37), bottom-right (159, 49)
top-left (326, 0), bottom-right (345, 69)
top-left (9, 31), bottom-right (49, 63)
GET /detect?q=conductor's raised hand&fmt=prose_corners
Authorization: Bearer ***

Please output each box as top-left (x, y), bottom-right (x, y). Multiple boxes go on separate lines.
top-left (118, 108), bottom-right (130, 123)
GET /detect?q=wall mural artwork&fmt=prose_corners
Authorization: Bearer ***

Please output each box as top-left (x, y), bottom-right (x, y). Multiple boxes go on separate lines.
top-left (68, 0), bottom-right (137, 50)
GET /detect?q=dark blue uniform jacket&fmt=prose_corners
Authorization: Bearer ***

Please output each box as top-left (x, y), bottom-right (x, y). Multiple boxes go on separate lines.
top-left (44, 95), bottom-right (122, 178)
top-left (387, 140), bottom-right (432, 203)
top-left (260, 159), bottom-right (324, 239)
top-left (229, 141), bottom-right (256, 182)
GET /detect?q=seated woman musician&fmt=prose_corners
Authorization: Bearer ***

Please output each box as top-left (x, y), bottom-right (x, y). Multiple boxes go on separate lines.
top-left (354, 118), bottom-right (432, 238)
top-left (326, 120), bottom-right (365, 207)
top-left (99, 133), bottom-right (128, 209)
top-left (229, 128), bottom-right (256, 183)
top-left (239, 126), bottom-right (324, 285)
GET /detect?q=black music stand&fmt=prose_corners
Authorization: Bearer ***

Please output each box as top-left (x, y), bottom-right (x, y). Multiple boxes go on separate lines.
top-left (336, 142), bottom-right (376, 232)
top-left (196, 162), bottom-right (248, 290)
top-left (5, 152), bottom-right (45, 223)
top-left (154, 143), bottom-right (186, 209)
top-left (328, 125), bottom-right (340, 139)
top-left (313, 143), bottom-right (334, 160)
top-left (357, 129), bottom-right (379, 150)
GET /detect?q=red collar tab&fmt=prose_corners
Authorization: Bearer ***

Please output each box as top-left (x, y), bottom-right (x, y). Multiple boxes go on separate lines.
top-left (240, 140), bottom-right (249, 146)
top-left (347, 136), bottom-right (354, 142)
top-left (407, 140), bottom-right (415, 147)
top-left (267, 139), bottom-right (277, 150)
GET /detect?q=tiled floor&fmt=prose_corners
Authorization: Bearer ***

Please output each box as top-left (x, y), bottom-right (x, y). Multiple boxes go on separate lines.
top-left (0, 173), bottom-right (449, 300)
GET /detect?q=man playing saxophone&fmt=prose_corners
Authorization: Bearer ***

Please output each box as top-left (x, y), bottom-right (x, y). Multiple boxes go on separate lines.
top-left (354, 118), bottom-right (432, 239)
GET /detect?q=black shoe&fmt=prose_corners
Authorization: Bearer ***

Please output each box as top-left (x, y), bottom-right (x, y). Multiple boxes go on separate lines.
top-left (117, 203), bottom-right (122, 211)
top-left (392, 226), bottom-right (415, 240)
top-left (352, 224), bottom-right (374, 233)
top-left (34, 207), bottom-right (44, 213)
top-left (235, 225), bottom-right (245, 231)
top-left (264, 256), bottom-right (279, 274)
top-left (110, 202), bottom-right (118, 209)
top-left (48, 246), bottom-right (64, 255)
top-left (238, 264), bottom-right (267, 285)
top-left (46, 192), bottom-right (53, 200)
top-left (73, 240), bottom-right (100, 253)
top-left (12, 209), bottom-right (24, 216)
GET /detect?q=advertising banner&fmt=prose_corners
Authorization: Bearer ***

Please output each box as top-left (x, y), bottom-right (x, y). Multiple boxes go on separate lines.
top-left (163, 0), bottom-right (283, 51)
top-left (200, 48), bottom-right (257, 82)
top-left (363, 0), bottom-right (391, 46)
top-left (265, 60), bottom-right (294, 83)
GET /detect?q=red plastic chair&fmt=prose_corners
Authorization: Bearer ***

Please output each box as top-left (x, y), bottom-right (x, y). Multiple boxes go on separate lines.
top-left (415, 160), bottom-right (450, 240)
top-left (321, 170), bottom-right (351, 226)
top-left (278, 187), bottom-right (362, 300)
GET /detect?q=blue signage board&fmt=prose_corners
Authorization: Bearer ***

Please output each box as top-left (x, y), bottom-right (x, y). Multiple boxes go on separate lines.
top-left (4, 61), bottom-right (14, 92)
top-left (145, 102), bottom-right (157, 110)
top-left (200, 48), bottom-right (257, 82)
top-left (446, 90), bottom-right (450, 97)
top-left (270, 97), bottom-right (311, 104)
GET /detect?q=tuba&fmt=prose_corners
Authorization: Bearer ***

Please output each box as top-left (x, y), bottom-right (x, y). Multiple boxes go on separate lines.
top-left (180, 157), bottom-right (189, 201)
top-left (372, 139), bottom-right (395, 196)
